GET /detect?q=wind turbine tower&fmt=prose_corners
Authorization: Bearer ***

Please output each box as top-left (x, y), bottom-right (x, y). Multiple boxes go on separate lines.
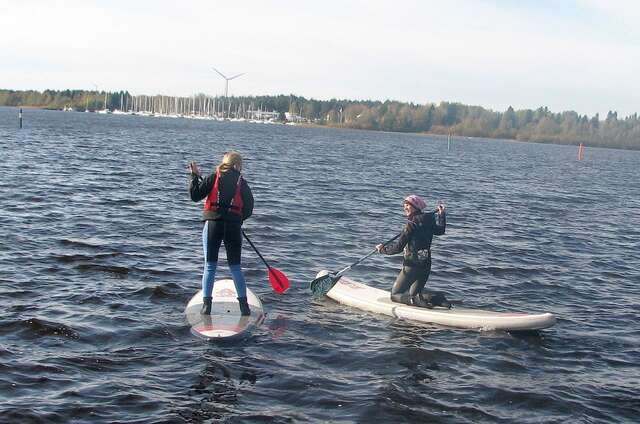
top-left (212, 67), bottom-right (245, 119)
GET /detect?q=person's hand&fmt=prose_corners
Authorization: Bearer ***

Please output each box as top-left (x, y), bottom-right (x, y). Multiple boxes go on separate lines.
top-left (375, 244), bottom-right (384, 253)
top-left (188, 161), bottom-right (201, 176)
top-left (436, 203), bottom-right (446, 215)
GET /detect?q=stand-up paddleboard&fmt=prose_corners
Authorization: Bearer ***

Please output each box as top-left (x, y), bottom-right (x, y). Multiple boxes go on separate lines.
top-left (317, 271), bottom-right (556, 331)
top-left (185, 279), bottom-right (265, 340)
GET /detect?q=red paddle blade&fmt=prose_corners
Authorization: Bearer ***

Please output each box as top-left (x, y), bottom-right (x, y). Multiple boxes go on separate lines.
top-left (268, 267), bottom-right (289, 294)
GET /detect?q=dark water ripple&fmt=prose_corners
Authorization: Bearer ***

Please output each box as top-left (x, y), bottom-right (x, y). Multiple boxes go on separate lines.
top-left (1, 107), bottom-right (639, 423)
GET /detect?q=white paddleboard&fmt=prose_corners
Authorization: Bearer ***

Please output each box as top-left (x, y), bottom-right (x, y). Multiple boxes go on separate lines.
top-left (185, 279), bottom-right (265, 340)
top-left (318, 271), bottom-right (556, 331)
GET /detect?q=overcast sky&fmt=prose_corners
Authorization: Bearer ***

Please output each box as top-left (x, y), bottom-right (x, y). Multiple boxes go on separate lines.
top-left (1, 0), bottom-right (638, 117)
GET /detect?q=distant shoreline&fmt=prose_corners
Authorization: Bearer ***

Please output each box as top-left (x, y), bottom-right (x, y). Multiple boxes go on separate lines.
top-left (2, 104), bottom-right (633, 151)
top-left (2, 88), bottom-right (638, 151)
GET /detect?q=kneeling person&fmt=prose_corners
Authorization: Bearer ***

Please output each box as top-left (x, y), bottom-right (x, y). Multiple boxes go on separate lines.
top-left (376, 195), bottom-right (449, 308)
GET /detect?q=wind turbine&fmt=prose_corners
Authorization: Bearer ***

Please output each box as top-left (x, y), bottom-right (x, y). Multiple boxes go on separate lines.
top-left (212, 67), bottom-right (245, 98)
top-left (212, 67), bottom-right (245, 119)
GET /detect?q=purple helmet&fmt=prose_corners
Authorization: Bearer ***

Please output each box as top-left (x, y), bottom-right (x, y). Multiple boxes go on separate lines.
top-left (403, 194), bottom-right (427, 211)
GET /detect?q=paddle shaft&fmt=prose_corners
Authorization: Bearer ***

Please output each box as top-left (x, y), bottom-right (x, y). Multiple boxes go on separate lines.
top-left (242, 230), bottom-right (272, 270)
top-left (242, 230), bottom-right (289, 294)
top-left (334, 233), bottom-right (401, 278)
top-left (334, 249), bottom-right (376, 278)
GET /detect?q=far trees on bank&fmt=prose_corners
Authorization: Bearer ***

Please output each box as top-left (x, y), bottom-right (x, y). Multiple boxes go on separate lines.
top-left (1, 89), bottom-right (638, 150)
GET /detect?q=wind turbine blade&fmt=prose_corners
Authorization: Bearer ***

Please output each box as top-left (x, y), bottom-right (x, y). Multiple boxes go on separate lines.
top-left (228, 73), bottom-right (245, 80)
top-left (212, 67), bottom-right (228, 79)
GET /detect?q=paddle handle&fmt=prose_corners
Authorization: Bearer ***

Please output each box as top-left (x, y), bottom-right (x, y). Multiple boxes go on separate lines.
top-left (334, 233), bottom-right (401, 277)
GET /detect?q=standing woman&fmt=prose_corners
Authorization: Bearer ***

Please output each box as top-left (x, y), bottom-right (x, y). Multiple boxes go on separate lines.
top-left (376, 195), bottom-right (448, 308)
top-left (188, 151), bottom-right (254, 315)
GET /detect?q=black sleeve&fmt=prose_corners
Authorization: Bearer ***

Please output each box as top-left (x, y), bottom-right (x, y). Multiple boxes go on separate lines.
top-left (380, 221), bottom-right (414, 255)
top-left (433, 211), bottom-right (446, 235)
top-left (241, 179), bottom-right (254, 221)
top-left (189, 173), bottom-right (215, 202)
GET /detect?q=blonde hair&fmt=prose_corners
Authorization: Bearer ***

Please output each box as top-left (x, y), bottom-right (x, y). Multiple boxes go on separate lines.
top-left (217, 151), bottom-right (243, 174)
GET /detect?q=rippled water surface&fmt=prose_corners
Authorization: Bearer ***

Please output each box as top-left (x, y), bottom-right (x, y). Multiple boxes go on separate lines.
top-left (1, 107), bottom-right (639, 423)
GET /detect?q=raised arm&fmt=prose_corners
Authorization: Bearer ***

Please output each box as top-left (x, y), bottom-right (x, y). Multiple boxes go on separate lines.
top-left (433, 209), bottom-right (446, 235)
top-left (189, 172), bottom-right (215, 202)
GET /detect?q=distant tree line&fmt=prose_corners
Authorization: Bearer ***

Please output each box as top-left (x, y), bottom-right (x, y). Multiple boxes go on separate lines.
top-left (0, 89), bottom-right (128, 112)
top-left (2, 88), bottom-right (638, 150)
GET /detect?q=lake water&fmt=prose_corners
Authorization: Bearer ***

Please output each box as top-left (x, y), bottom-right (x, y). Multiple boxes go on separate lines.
top-left (1, 107), bottom-right (639, 423)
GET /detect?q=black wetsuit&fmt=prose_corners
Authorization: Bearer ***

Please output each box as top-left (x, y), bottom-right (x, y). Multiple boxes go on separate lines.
top-left (379, 210), bottom-right (446, 305)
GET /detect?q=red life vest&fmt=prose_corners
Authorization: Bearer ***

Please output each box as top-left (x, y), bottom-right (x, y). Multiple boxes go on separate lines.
top-left (204, 170), bottom-right (244, 216)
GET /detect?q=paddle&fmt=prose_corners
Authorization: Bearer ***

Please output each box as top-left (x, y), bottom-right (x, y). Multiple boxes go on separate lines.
top-left (310, 233), bottom-right (401, 296)
top-left (242, 230), bottom-right (289, 294)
